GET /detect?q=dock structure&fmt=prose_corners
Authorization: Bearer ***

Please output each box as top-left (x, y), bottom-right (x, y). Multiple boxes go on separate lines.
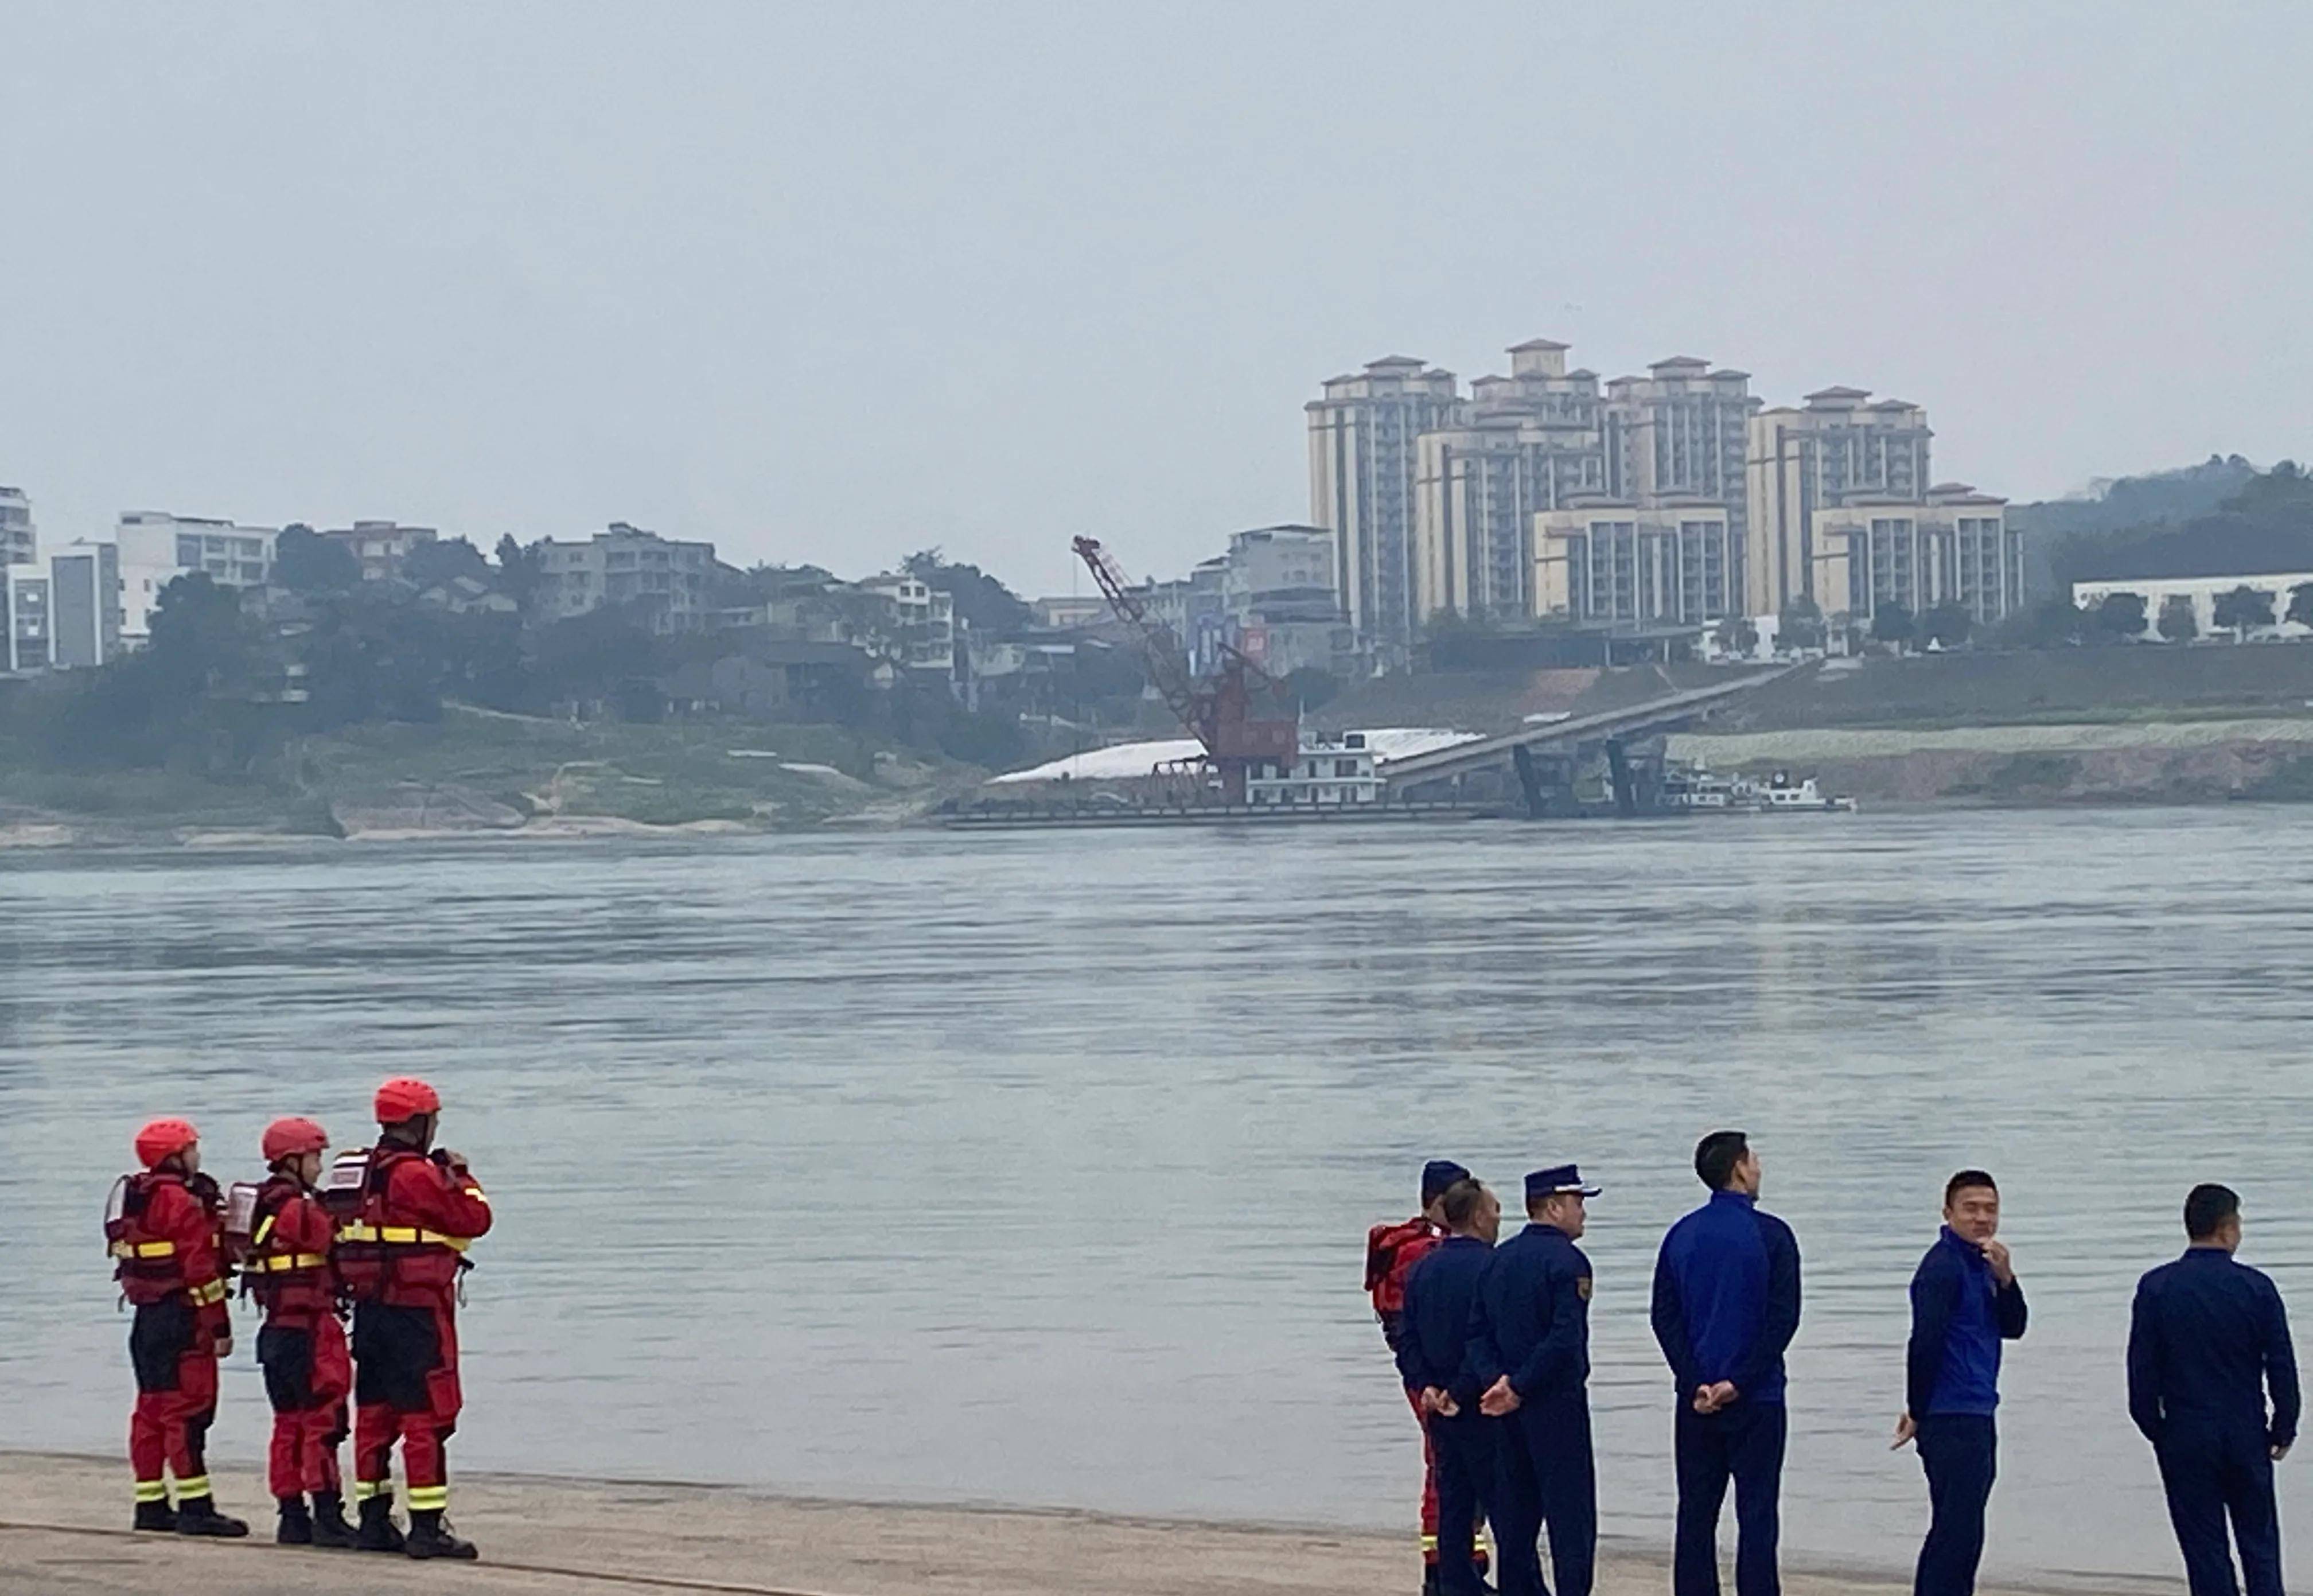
top-left (1384, 667), bottom-right (1801, 817)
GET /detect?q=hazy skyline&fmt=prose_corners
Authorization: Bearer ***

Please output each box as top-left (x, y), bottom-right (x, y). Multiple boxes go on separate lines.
top-left (3, 3), bottom-right (2308, 595)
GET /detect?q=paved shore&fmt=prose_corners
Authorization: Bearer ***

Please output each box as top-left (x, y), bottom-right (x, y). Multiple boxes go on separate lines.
top-left (0, 1451), bottom-right (2163, 1595)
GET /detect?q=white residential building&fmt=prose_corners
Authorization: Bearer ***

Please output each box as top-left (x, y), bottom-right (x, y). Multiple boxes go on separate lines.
top-left (2, 562), bottom-right (50, 671)
top-left (114, 512), bottom-right (279, 647)
top-left (536, 523), bottom-right (715, 632)
top-left (45, 541), bottom-right (124, 667)
top-left (1307, 356), bottom-right (1461, 653)
top-left (860, 572), bottom-right (959, 681)
top-left (1746, 388), bottom-right (1934, 617)
top-left (1, 486), bottom-right (33, 566)
top-left (324, 520), bottom-right (439, 582)
top-left (1811, 484), bottom-right (2022, 625)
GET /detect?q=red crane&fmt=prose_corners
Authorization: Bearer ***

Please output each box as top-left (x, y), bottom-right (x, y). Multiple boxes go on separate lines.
top-left (1072, 535), bottom-right (1298, 802)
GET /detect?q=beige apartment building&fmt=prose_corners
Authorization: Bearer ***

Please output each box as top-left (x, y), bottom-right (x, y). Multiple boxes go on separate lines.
top-left (1307, 356), bottom-right (1460, 652)
top-left (1809, 484), bottom-right (2020, 624)
top-left (1746, 388), bottom-right (1933, 617)
top-left (1412, 341), bottom-right (1606, 624)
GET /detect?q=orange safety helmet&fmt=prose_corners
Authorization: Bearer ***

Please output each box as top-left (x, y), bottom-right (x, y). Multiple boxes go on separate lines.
top-left (373, 1076), bottom-right (441, 1124)
top-left (261, 1116), bottom-right (329, 1163)
top-left (135, 1117), bottom-right (200, 1170)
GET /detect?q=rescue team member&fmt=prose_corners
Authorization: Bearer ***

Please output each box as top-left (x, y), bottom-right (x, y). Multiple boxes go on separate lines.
top-left (1471, 1165), bottom-right (1601, 1596)
top-left (1395, 1178), bottom-right (1506, 1596)
top-left (2128, 1184), bottom-right (2299, 1596)
top-left (108, 1118), bottom-right (248, 1536)
top-left (1892, 1170), bottom-right (2027, 1596)
top-left (338, 1075), bottom-right (493, 1560)
top-left (248, 1116), bottom-right (358, 1548)
top-left (1369, 1158), bottom-right (1488, 1591)
top-left (1652, 1131), bottom-right (1802, 1596)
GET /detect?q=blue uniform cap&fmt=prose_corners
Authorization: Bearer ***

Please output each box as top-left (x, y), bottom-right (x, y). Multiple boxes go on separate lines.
top-left (1526, 1164), bottom-right (1602, 1202)
top-left (1421, 1160), bottom-right (1471, 1204)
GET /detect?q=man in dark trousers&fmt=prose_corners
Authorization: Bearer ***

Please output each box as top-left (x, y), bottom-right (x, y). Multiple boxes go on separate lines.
top-left (1396, 1178), bottom-right (1508, 1596)
top-left (1470, 1165), bottom-right (1601, 1596)
top-left (1893, 1170), bottom-right (2027, 1596)
top-left (2128, 1183), bottom-right (2298, 1596)
top-left (1652, 1130), bottom-right (1802, 1596)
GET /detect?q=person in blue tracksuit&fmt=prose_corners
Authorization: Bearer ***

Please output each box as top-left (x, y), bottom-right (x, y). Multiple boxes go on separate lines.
top-left (1893, 1170), bottom-right (2027, 1596)
top-left (1652, 1130), bottom-right (1802, 1596)
top-left (1396, 1178), bottom-right (1506, 1596)
top-left (2128, 1184), bottom-right (2299, 1596)
top-left (1469, 1165), bottom-right (1600, 1596)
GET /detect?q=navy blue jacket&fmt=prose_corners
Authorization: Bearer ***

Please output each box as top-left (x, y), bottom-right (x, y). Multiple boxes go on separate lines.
top-left (1651, 1190), bottom-right (1802, 1406)
top-left (1906, 1227), bottom-right (2027, 1418)
top-left (1395, 1234), bottom-right (1494, 1407)
top-left (2128, 1247), bottom-right (2300, 1448)
top-left (1466, 1222), bottom-right (1591, 1404)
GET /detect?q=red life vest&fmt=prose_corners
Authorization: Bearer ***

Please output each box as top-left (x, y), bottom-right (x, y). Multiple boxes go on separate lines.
top-left (332, 1145), bottom-right (472, 1303)
top-left (244, 1174), bottom-right (337, 1317)
top-left (1365, 1214), bottom-right (1444, 1346)
top-left (104, 1170), bottom-right (229, 1309)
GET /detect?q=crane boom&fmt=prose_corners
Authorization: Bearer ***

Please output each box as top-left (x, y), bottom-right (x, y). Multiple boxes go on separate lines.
top-left (1072, 535), bottom-right (1205, 744)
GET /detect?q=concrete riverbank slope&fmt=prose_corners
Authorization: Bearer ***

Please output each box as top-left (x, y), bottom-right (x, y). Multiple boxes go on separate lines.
top-left (0, 1451), bottom-right (2152, 1596)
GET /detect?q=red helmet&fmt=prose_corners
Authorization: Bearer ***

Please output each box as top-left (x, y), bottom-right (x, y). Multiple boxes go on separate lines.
top-left (261, 1116), bottom-right (329, 1163)
top-left (134, 1117), bottom-right (200, 1170)
top-left (374, 1076), bottom-right (441, 1123)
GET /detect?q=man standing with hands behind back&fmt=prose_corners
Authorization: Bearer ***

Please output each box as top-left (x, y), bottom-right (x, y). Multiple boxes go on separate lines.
top-left (1894, 1170), bottom-right (2027, 1596)
top-left (1653, 1130), bottom-right (1802, 1596)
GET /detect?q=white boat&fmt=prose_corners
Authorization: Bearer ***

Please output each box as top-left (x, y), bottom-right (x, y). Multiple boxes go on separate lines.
top-left (1658, 762), bottom-right (1855, 815)
top-left (1749, 771), bottom-right (1857, 813)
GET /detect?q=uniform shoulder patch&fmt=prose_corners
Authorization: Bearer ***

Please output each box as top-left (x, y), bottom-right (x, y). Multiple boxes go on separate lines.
top-left (1576, 1276), bottom-right (1592, 1300)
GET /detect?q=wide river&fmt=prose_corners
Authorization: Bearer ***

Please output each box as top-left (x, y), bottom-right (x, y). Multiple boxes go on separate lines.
top-left (5, 808), bottom-right (2310, 1582)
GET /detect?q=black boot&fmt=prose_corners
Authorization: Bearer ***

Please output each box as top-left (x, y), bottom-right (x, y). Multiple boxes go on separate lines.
top-left (355, 1492), bottom-right (406, 1553)
top-left (1421, 1566), bottom-right (1441, 1596)
top-left (404, 1507), bottom-right (479, 1562)
top-left (131, 1498), bottom-right (176, 1532)
top-left (310, 1489), bottom-right (359, 1549)
top-left (277, 1495), bottom-right (314, 1544)
top-left (174, 1494), bottom-right (250, 1537)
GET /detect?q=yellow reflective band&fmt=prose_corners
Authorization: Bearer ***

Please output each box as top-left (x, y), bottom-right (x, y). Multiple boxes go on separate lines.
top-left (1419, 1535), bottom-right (1439, 1550)
top-left (258, 1253), bottom-right (328, 1271)
top-left (175, 1476), bottom-right (210, 1497)
top-left (252, 1214), bottom-right (277, 1249)
top-left (187, 1279), bottom-right (228, 1306)
top-left (465, 1189), bottom-right (488, 1204)
top-left (110, 1239), bottom-right (178, 1259)
top-left (404, 1486), bottom-right (449, 1511)
top-left (133, 1480), bottom-right (169, 1502)
top-left (336, 1223), bottom-right (470, 1252)
top-left (352, 1480), bottom-right (384, 1502)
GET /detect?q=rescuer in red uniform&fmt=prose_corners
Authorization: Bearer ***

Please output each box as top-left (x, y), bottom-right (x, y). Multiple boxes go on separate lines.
top-left (109, 1118), bottom-right (248, 1536)
top-left (1367, 1158), bottom-right (1487, 1594)
top-left (337, 1075), bottom-right (492, 1560)
top-left (248, 1115), bottom-right (359, 1548)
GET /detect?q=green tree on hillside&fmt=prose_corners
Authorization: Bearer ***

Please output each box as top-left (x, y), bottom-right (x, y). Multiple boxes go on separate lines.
top-left (2213, 585), bottom-right (2276, 640)
top-left (404, 536), bottom-right (491, 590)
top-left (904, 548), bottom-right (1032, 634)
top-left (1714, 615), bottom-right (1759, 657)
top-left (2288, 583), bottom-right (2313, 631)
top-left (494, 535), bottom-right (543, 610)
top-left (1870, 604), bottom-right (1915, 650)
top-left (2093, 591), bottom-right (2148, 640)
top-left (1777, 596), bottom-right (1825, 652)
top-left (2156, 594), bottom-right (2199, 643)
top-left (274, 525), bottom-right (360, 593)
top-left (1918, 602), bottom-right (1973, 649)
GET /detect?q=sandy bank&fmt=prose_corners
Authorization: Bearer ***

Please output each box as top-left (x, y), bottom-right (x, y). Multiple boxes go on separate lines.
top-left (0, 1451), bottom-right (2159, 1596)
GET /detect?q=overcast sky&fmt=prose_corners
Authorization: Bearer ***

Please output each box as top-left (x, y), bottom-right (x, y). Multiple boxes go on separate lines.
top-left (3, 4), bottom-right (2307, 595)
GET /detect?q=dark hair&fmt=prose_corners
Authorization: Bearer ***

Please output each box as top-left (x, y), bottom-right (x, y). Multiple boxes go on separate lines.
top-left (1944, 1170), bottom-right (1997, 1206)
top-left (1441, 1179), bottom-right (1490, 1231)
top-left (1695, 1130), bottom-right (1749, 1190)
top-left (2185, 1183), bottom-right (2241, 1240)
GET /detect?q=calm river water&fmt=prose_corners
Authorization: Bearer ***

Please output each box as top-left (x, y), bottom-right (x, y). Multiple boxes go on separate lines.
top-left (4, 809), bottom-right (2311, 1581)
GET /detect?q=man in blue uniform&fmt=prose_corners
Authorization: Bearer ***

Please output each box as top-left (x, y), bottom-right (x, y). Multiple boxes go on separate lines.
top-left (1652, 1130), bottom-right (1802, 1596)
top-left (1396, 1178), bottom-right (1505, 1596)
top-left (1470, 1165), bottom-right (1600, 1596)
top-left (2128, 1184), bottom-right (2299, 1596)
top-left (1892, 1170), bottom-right (2027, 1596)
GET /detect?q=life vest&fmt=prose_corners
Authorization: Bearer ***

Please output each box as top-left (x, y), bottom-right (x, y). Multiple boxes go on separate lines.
top-left (103, 1170), bottom-right (229, 1309)
top-left (329, 1145), bottom-right (471, 1302)
top-left (242, 1174), bottom-right (336, 1316)
top-left (1364, 1215), bottom-right (1443, 1344)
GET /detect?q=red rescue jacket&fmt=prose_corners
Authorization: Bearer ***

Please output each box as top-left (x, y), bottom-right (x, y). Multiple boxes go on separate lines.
top-left (1364, 1214), bottom-right (1444, 1351)
top-left (247, 1174), bottom-right (338, 1320)
top-left (106, 1171), bottom-right (232, 1341)
top-left (334, 1143), bottom-right (492, 1312)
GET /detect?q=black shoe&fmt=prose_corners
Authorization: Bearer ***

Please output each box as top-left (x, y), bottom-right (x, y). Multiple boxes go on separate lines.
top-left (131, 1500), bottom-right (176, 1532)
top-left (404, 1509), bottom-right (479, 1562)
top-left (174, 1495), bottom-right (250, 1538)
top-left (277, 1496), bottom-right (314, 1545)
top-left (310, 1489), bottom-right (359, 1550)
top-left (355, 1492), bottom-right (407, 1554)
top-left (1422, 1567), bottom-right (1441, 1596)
